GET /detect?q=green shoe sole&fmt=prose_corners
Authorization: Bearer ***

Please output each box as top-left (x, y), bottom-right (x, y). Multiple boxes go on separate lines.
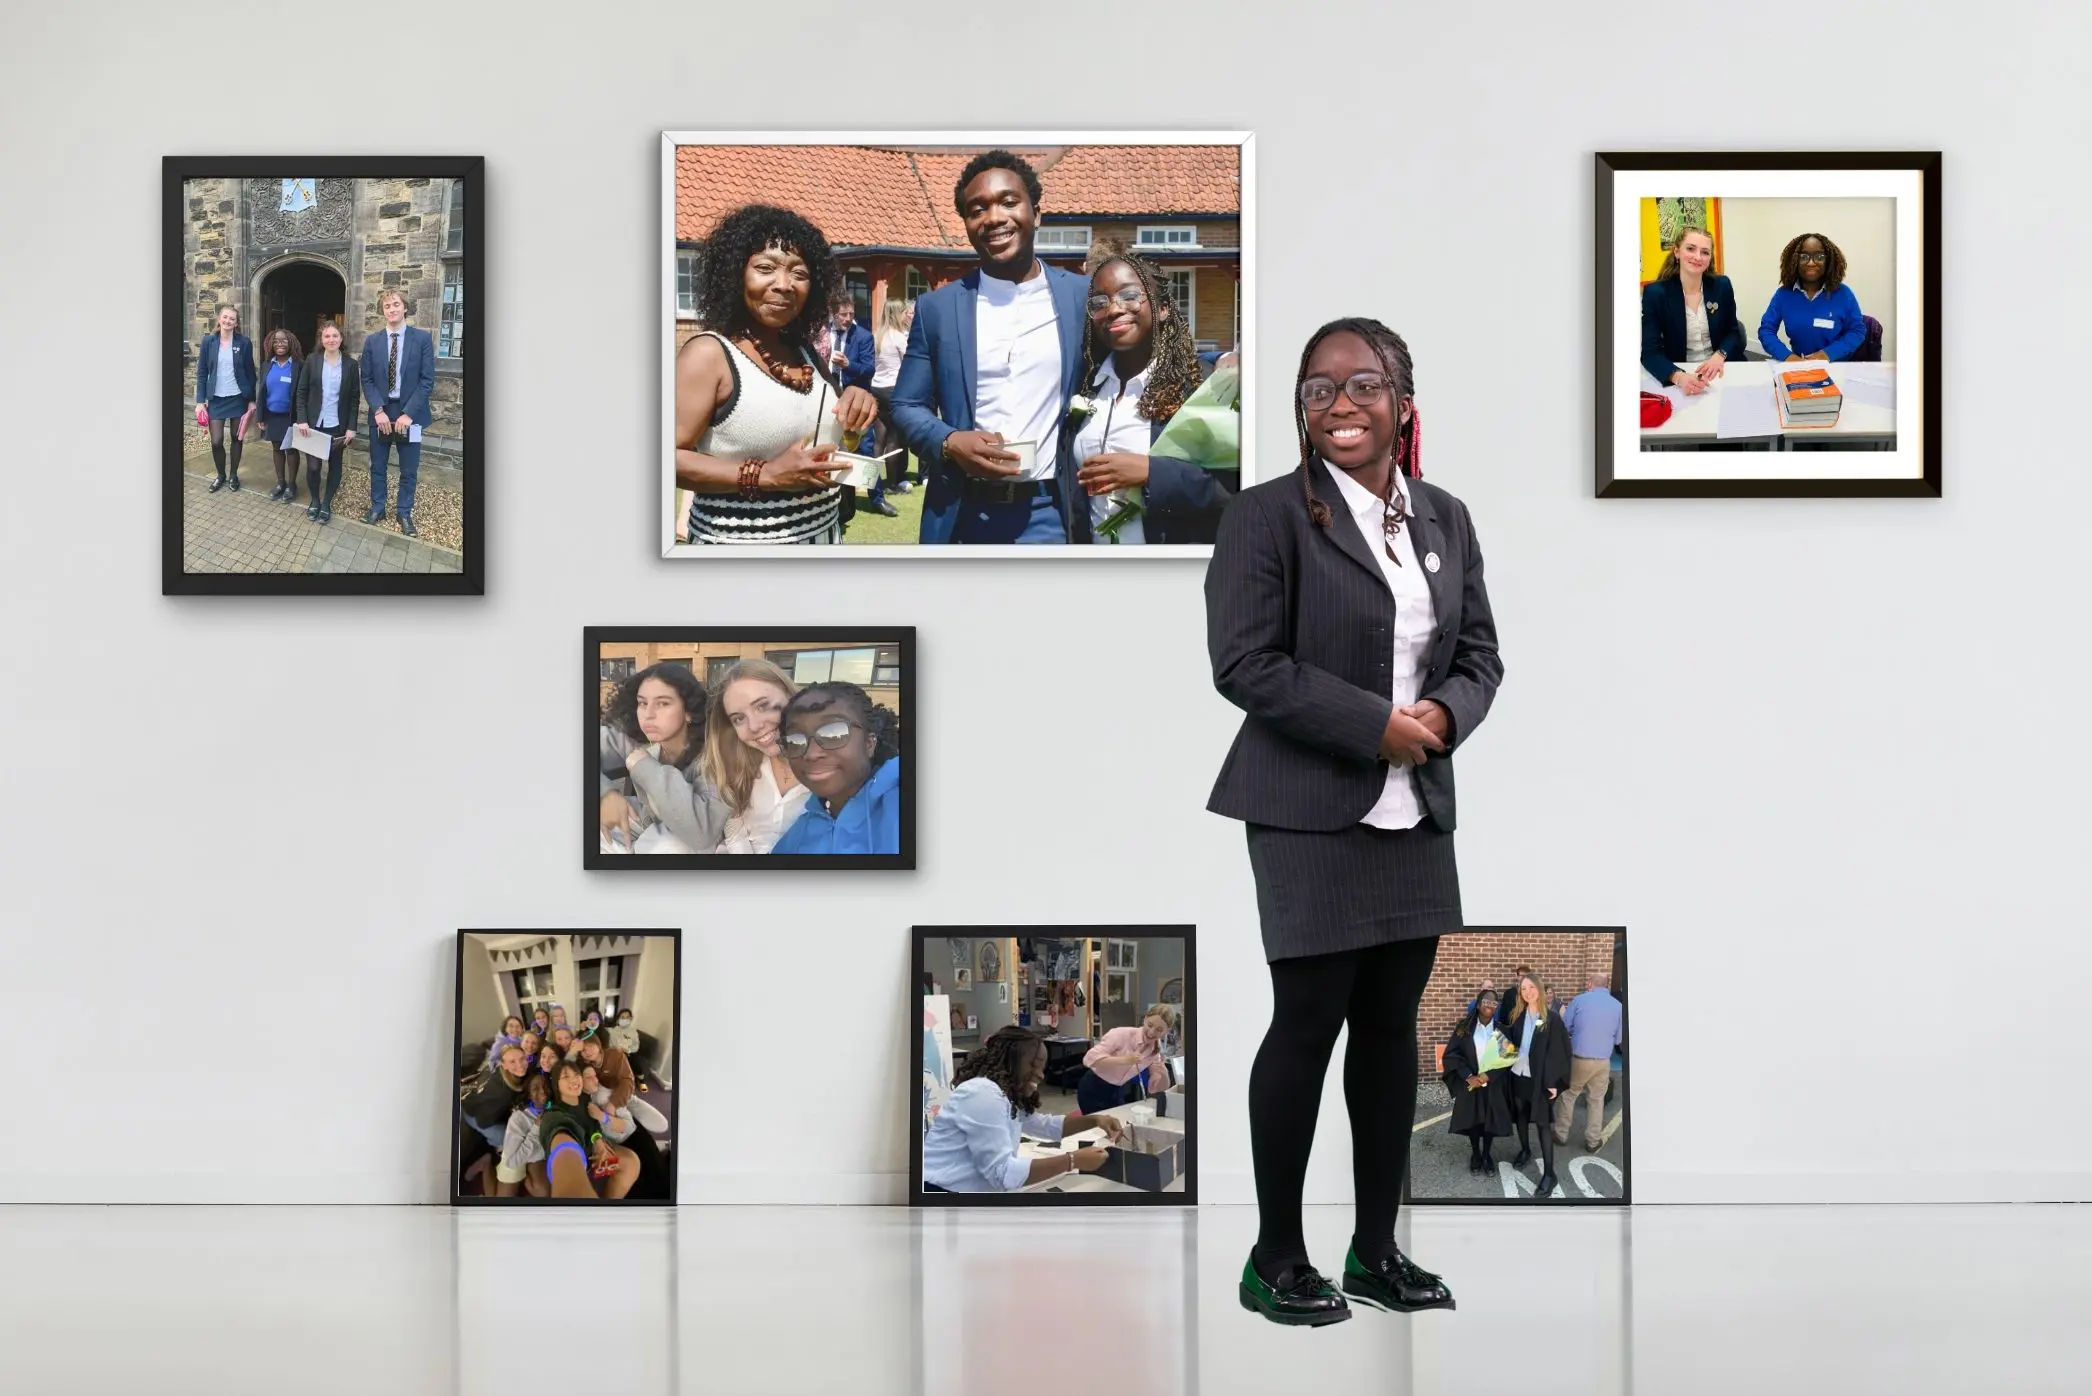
top-left (1339, 1274), bottom-right (1457, 1314)
top-left (1238, 1283), bottom-right (1353, 1326)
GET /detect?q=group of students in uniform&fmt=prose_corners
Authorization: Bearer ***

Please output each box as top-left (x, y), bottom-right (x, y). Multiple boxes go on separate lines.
top-left (671, 148), bottom-right (1236, 547)
top-left (597, 657), bottom-right (902, 856)
top-left (457, 1002), bottom-right (670, 1200)
top-left (1641, 228), bottom-right (1874, 395)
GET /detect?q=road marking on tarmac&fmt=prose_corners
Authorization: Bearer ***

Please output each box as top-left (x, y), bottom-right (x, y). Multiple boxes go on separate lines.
top-left (1413, 1110), bottom-right (1452, 1132)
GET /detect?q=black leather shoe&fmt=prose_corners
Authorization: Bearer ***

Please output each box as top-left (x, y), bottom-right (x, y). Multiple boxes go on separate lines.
top-left (268, 484), bottom-right (285, 501)
top-left (285, 483), bottom-right (299, 503)
top-left (399, 517), bottom-right (417, 538)
top-left (1468, 1152), bottom-right (1485, 1175)
top-left (228, 475), bottom-right (241, 492)
top-left (318, 504), bottom-right (333, 524)
top-left (1238, 1255), bottom-right (1350, 1327)
top-left (208, 476), bottom-right (226, 492)
top-left (1512, 1148), bottom-right (1533, 1170)
top-left (873, 499), bottom-right (900, 517)
top-left (1341, 1244), bottom-right (1456, 1313)
top-left (365, 507), bottom-right (385, 525)
top-left (1535, 1172), bottom-right (1558, 1199)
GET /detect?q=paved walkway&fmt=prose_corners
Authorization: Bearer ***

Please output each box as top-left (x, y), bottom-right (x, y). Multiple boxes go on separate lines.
top-left (180, 470), bottom-right (463, 575)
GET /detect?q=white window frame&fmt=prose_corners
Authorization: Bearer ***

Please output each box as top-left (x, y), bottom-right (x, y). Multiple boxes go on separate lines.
top-left (511, 965), bottom-right (558, 1025)
top-left (1034, 224), bottom-right (1093, 252)
top-left (438, 263), bottom-right (464, 360)
top-left (676, 250), bottom-right (701, 318)
top-left (904, 266), bottom-right (928, 301)
top-left (1164, 269), bottom-right (1196, 337)
top-left (1136, 224), bottom-right (1199, 250)
top-left (575, 954), bottom-right (624, 1023)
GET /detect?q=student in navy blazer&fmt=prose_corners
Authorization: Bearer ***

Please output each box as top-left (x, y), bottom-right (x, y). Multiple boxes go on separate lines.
top-left (1639, 227), bottom-right (1746, 394)
top-left (194, 304), bottom-right (257, 492)
top-left (359, 288), bottom-right (438, 537)
top-left (890, 150), bottom-right (1089, 545)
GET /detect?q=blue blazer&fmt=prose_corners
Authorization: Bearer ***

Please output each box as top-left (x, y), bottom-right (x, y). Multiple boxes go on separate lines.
top-left (1639, 276), bottom-right (1747, 385)
top-left (194, 332), bottom-right (257, 404)
top-left (832, 321), bottom-right (877, 391)
top-left (1056, 394), bottom-right (1237, 545)
top-left (359, 324), bottom-right (437, 424)
top-left (890, 265), bottom-right (1091, 545)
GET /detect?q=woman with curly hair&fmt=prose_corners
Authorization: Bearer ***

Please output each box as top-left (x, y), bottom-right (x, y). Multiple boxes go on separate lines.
top-left (1066, 243), bottom-right (1234, 545)
top-left (672, 204), bottom-right (879, 545)
top-left (701, 657), bottom-right (811, 855)
top-left (770, 681), bottom-right (903, 855)
top-left (256, 329), bottom-right (304, 503)
top-left (598, 661), bottom-right (730, 854)
top-left (919, 1026), bottom-right (1126, 1192)
top-left (1757, 232), bottom-right (1868, 363)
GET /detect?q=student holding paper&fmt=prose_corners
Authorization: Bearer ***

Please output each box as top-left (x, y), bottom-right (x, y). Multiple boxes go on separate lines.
top-left (359, 289), bottom-right (436, 538)
top-left (194, 304), bottom-right (256, 493)
top-left (293, 321), bottom-right (359, 525)
top-left (1758, 233), bottom-right (1867, 363)
top-left (1639, 227), bottom-right (1747, 395)
top-left (257, 330), bottom-right (303, 503)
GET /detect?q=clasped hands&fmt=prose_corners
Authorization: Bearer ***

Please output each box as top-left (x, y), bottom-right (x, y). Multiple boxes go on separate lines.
top-left (1381, 699), bottom-right (1450, 767)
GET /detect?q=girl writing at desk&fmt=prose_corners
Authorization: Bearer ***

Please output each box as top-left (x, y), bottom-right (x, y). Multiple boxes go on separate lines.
top-left (921, 1027), bottom-right (1126, 1192)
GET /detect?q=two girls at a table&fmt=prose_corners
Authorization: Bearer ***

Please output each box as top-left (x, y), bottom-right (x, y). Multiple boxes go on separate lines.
top-left (1641, 229), bottom-right (1870, 396)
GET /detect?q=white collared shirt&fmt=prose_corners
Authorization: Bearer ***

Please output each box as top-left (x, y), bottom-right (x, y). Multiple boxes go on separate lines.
top-left (718, 758), bottom-right (813, 855)
top-left (318, 355), bottom-right (344, 428)
top-left (384, 326), bottom-right (404, 396)
top-left (1325, 463), bottom-right (1436, 830)
top-left (921, 1077), bottom-right (1065, 1192)
top-left (213, 336), bottom-right (240, 397)
top-left (973, 267), bottom-right (1063, 480)
top-left (1472, 1017), bottom-right (1496, 1062)
top-left (1071, 357), bottom-right (1152, 544)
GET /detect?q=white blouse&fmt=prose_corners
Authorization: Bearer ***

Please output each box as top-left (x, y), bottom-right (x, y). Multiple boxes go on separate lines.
top-left (871, 329), bottom-right (906, 390)
top-left (719, 757), bottom-right (813, 854)
top-left (1070, 358), bottom-right (1151, 545)
top-left (1682, 298), bottom-right (1714, 363)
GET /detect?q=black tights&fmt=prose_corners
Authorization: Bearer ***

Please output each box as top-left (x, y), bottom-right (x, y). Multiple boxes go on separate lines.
top-left (307, 442), bottom-right (345, 509)
top-left (1249, 935), bottom-right (1438, 1279)
top-left (1511, 1092), bottom-right (1555, 1176)
top-left (208, 416), bottom-right (245, 482)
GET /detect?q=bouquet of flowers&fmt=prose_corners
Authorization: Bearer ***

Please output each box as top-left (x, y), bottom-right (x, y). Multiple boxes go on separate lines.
top-left (1474, 1030), bottom-right (1520, 1078)
top-left (1078, 364), bottom-right (1242, 544)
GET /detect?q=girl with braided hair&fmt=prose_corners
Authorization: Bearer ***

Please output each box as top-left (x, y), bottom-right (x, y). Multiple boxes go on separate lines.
top-left (1757, 232), bottom-right (1868, 363)
top-left (770, 681), bottom-right (904, 855)
top-left (1205, 317), bottom-right (1503, 1326)
top-left (919, 1026), bottom-right (1127, 1192)
top-left (1065, 242), bottom-right (1233, 544)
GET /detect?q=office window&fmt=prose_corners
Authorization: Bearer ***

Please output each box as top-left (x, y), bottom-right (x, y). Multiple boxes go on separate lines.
top-left (657, 656), bottom-right (693, 672)
top-left (598, 657), bottom-right (635, 682)
top-left (676, 251), bottom-right (701, 317)
top-left (873, 646), bottom-right (902, 687)
top-left (1165, 270), bottom-right (1195, 335)
top-left (1136, 225), bottom-right (1198, 249)
top-left (904, 266), bottom-right (928, 301)
top-left (706, 656), bottom-right (738, 688)
top-left (510, 964), bottom-right (556, 1023)
top-left (444, 182), bottom-right (465, 255)
top-left (438, 263), bottom-right (464, 359)
top-left (845, 270), bottom-right (871, 325)
top-left (765, 647), bottom-right (878, 686)
top-left (1034, 224), bottom-right (1092, 252)
top-left (576, 955), bottom-right (622, 1022)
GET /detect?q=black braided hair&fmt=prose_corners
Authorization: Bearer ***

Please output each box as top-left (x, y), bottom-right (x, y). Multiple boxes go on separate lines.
top-left (696, 204), bottom-right (840, 362)
top-left (606, 662), bottom-right (707, 772)
top-left (1293, 317), bottom-right (1422, 533)
top-left (1778, 232), bottom-right (1847, 291)
top-left (780, 681), bottom-right (901, 771)
top-left (1080, 241), bottom-right (1201, 424)
top-left (952, 1025), bottom-right (1047, 1118)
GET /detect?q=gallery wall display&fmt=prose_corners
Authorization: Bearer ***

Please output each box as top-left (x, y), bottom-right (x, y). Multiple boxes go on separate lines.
top-left (450, 929), bottom-right (681, 1206)
top-left (913, 925), bottom-right (1196, 1208)
top-left (1593, 151), bottom-right (1940, 497)
top-left (1404, 926), bottom-right (1630, 1206)
top-left (660, 131), bottom-right (1252, 557)
top-left (162, 155), bottom-right (484, 593)
top-left (585, 627), bottom-right (915, 870)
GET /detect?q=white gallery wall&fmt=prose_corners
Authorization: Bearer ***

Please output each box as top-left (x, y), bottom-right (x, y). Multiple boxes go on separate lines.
top-left (2, 0), bottom-right (2087, 1205)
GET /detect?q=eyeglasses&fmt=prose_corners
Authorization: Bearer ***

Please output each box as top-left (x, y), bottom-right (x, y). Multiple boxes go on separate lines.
top-left (1795, 251), bottom-right (1829, 263)
top-left (1299, 373), bottom-right (1390, 411)
top-left (1085, 287), bottom-right (1146, 315)
top-left (779, 719), bottom-right (860, 759)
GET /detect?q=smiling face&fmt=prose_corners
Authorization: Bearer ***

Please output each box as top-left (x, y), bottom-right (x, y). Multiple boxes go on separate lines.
top-left (549, 1007), bottom-right (567, 1028)
top-left (555, 1065), bottom-right (585, 1106)
top-left (319, 322), bottom-right (343, 354)
top-left (381, 292), bottom-right (406, 326)
top-left (553, 1027), bottom-right (574, 1051)
top-left (537, 1045), bottom-right (560, 1075)
top-left (1518, 978), bottom-right (1541, 1010)
top-left (632, 676), bottom-right (689, 746)
top-left (959, 167), bottom-right (1037, 272)
top-left (520, 1031), bottom-right (540, 1058)
top-left (742, 243), bottom-right (811, 333)
top-left (268, 330), bottom-right (292, 359)
top-left (216, 306), bottom-right (238, 335)
top-left (1478, 998), bottom-right (1497, 1025)
top-left (499, 1045), bottom-right (527, 1080)
top-left (1090, 260), bottom-right (1154, 355)
top-left (1301, 331), bottom-right (1404, 474)
top-left (1142, 1012), bottom-right (1169, 1045)
top-left (1016, 1039), bottom-right (1046, 1096)
top-left (580, 1037), bottom-right (604, 1067)
top-left (1674, 230), bottom-right (1714, 277)
top-left (502, 1016), bottom-right (524, 1040)
top-left (723, 676), bottom-right (791, 756)
top-left (781, 703), bottom-right (875, 803)
top-left (582, 1065), bottom-right (600, 1097)
top-left (1796, 236), bottom-right (1828, 285)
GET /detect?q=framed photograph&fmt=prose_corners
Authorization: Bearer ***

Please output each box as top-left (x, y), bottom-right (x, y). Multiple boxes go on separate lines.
top-left (977, 939), bottom-right (1002, 982)
top-left (1404, 926), bottom-right (1630, 1207)
top-left (661, 131), bottom-right (1252, 557)
top-left (1594, 151), bottom-right (1940, 497)
top-left (450, 929), bottom-right (680, 1206)
top-left (163, 156), bottom-right (483, 593)
top-left (953, 967), bottom-right (974, 992)
top-left (585, 627), bottom-right (914, 870)
top-left (911, 925), bottom-right (1196, 1208)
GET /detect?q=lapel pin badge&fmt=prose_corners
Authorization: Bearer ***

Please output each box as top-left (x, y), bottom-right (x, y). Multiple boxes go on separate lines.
top-left (1424, 551), bottom-right (1441, 573)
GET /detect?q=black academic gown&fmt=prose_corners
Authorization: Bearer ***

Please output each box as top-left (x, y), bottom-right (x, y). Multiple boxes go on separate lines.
top-left (1499, 1008), bottom-right (1573, 1122)
top-left (1443, 1015), bottom-right (1512, 1137)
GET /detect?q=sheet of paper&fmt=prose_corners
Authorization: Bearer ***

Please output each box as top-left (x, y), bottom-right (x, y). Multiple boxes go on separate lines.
top-left (407, 423), bottom-right (424, 444)
top-left (288, 425), bottom-right (332, 460)
top-left (1716, 379), bottom-right (1781, 440)
top-left (1638, 367), bottom-right (1709, 415)
top-left (1835, 365), bottom-right (1896, 411)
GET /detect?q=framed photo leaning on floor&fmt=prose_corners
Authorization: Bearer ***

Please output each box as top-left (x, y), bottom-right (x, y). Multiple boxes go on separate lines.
top-left (162, 155), bottom-right (484, 594)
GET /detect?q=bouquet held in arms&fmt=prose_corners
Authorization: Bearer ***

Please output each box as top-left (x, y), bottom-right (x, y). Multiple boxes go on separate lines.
top-left (1473, 1029), bottom-right (1519, 1080)
top-left (1081, 364), bottom-right (1241, 544)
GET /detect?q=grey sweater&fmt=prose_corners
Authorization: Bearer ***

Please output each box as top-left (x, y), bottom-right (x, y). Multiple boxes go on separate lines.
top-left (600, 724), bottom-right (729, 852)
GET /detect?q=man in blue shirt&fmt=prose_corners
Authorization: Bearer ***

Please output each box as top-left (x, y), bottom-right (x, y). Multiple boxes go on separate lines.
top-left (1553, 972), bottom-right (1623, 1152)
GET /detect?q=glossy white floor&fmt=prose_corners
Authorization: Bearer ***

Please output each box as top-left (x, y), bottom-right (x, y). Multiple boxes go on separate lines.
top-left (2, 1202), bottom-right (2086, 1395)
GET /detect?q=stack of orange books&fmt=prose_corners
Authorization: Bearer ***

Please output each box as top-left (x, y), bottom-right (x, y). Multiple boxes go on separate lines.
top-left (1776, 365), bottom-right (1843, 428)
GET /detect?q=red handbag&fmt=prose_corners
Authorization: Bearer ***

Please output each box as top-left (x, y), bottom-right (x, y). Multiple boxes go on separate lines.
top-left (1638, 391), bottom-right (1673, 428)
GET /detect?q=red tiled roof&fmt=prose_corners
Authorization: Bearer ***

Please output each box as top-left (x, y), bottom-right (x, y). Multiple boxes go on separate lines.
top-left (674, 145), bottom-right (1239, 249)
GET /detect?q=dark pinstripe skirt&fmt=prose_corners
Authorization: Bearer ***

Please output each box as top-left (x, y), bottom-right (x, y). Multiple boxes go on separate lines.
top-left (1245, 820), bottom-right (1462, 963)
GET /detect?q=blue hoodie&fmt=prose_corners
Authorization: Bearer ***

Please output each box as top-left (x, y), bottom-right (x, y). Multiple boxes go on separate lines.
top-left (773, 758), bottom-right (903, 855)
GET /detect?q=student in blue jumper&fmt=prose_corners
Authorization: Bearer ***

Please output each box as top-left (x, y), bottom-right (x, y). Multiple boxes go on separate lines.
top-left (771, 681), bottom-right (902, 855)
top-left (256, 330), bottom-right (304, 504)
top-left (1757, 233), bottom-right (1867, 363)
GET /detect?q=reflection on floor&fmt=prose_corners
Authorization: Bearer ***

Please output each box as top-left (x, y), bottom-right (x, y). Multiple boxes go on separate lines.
top-left (0, 1202), bottom-right (2086, 1395)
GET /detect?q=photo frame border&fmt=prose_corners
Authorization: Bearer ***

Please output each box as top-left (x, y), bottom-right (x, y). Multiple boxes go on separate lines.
top-left (583, 625), bottom-right (917, 872)
top-left (162, 154), bottom-right (486, 595)
top-left (658, 129), bottom-right (1254, 559)
top-left (1592, 150), bottom-right (1941, 499)
top-left (910, 923), bottom-right (1197, 1209)
top-left (447, 927), bottom-right (682, 1208)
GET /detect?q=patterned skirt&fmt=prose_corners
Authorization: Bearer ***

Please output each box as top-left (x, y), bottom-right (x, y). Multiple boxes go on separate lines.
top-left (1245, 820), bottom-right (1462, 963)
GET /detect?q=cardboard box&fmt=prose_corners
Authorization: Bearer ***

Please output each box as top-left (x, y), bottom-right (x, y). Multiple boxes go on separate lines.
top-left (1155, 1087), bottom-right (1189, 1127)
top-left (1096, 1125), bottom-right (1184, 1192)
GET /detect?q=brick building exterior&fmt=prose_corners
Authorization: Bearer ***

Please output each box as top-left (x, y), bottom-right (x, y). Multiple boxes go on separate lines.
top-left (180, 177), bottom-right (468, 460)
top-left (596, 639), bottom-right (905, 719)
top-left (671, 144), bottom-right (1241, 355)
top-left (1415, 930), bottom-right (1624, 1080)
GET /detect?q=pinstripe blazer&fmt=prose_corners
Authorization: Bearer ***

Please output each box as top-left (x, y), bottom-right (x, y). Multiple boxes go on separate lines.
top-left (1204, 458), bottom-right (1502, 833)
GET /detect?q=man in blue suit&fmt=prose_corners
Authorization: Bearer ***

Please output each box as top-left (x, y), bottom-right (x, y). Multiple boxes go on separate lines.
top-left (826, 298), bottom-right (895, 517)
top-left (891, 150), bottom-right (1090, 544)
top-left (360, 288), bottom-right (437, 538)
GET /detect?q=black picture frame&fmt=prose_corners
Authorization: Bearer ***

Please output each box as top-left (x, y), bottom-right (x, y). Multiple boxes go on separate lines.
top-left (583, 626), bottom-right (917, 871)
top-left (163, 155), bottom-right (485, 594)
top-left (910, 924), bottom-right (1198, 1208)
top-left (448, 928), bottom-right (682, 1207)
top-left (1593, 150), bottom-right (1941, 498)
top-left (1402, 925), bottom-right (1631, 1209)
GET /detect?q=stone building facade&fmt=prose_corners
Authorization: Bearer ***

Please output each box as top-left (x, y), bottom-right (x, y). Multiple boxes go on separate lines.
top-left (181, 176), bottom-right (467, 460)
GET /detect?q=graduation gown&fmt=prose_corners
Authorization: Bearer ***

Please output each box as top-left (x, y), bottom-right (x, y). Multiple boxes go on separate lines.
top-left (1443, 1015), bottom-right (1512, 1136)
top-left (1500, 1007), bottom-right (1573, 1119)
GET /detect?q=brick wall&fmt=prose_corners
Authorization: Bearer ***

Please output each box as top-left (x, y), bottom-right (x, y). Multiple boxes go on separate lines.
top-left (1415, 931), bottom-right (1620, 1079)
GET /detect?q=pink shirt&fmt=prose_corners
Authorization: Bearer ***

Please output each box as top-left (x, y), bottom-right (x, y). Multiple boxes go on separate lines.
top-left (1083, 1026), bottom-right (1159, 1086)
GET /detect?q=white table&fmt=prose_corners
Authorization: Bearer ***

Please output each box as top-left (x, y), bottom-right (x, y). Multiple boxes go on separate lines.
top-left (1640, 361), bottom-right (1897, 445)
top-left (1014, 1104), bottom-right (1187, 1194)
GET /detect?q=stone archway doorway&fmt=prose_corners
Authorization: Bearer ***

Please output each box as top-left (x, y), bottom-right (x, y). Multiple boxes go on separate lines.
top-left (257, 258), bottom-right (346, 357)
